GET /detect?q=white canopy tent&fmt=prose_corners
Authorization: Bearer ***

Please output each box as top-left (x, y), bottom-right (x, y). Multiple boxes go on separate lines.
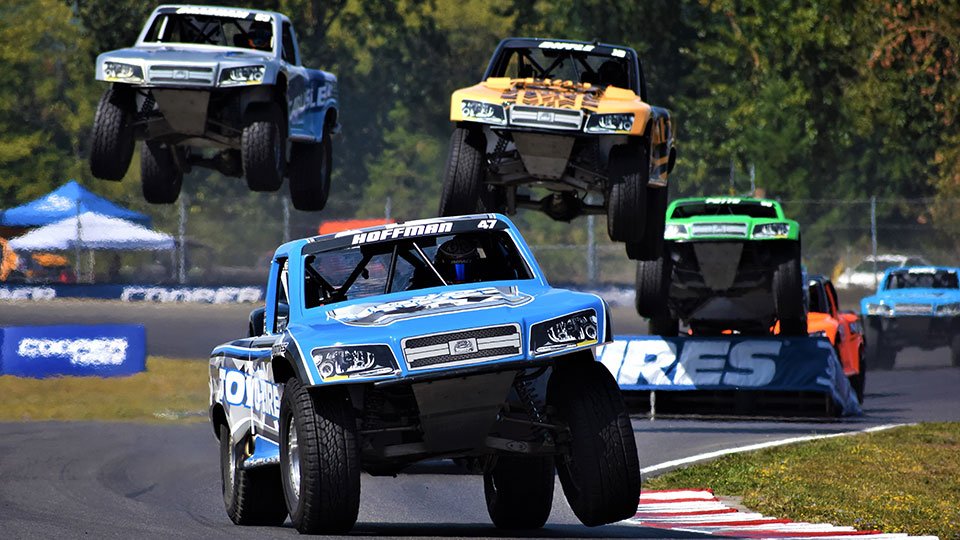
top-left (8, 212), bottom-right (174, 251)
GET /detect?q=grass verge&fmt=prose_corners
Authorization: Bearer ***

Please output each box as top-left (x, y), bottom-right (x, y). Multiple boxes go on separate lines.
top-left (645, 422), bottom-right (960, 539)
top-left (0, 357), bottom-right (208, 422)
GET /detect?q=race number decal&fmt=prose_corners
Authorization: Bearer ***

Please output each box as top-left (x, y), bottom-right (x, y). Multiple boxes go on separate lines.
top-left (477, 219), bottom-right (497, 230)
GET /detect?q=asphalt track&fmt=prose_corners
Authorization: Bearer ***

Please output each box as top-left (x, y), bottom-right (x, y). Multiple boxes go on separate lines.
top-left (0, 300), bottom-right (957, 539)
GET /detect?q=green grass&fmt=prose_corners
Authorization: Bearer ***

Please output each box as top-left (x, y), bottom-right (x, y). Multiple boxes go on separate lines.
top-left (645, 422), bottom-right (960, 539)
top-left (0, 357), bottom-right (208, 422)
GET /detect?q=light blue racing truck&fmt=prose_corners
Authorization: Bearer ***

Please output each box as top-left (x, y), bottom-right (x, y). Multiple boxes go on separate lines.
top-left (208, 214), bottom-right (641, 534)
top-left (90, 5), bottom-right (338, 210)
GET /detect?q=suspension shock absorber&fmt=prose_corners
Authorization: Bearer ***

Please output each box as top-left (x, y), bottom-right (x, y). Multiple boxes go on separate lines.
top-left (137, 91), bottom-right (156, 121)
top-left (513, 368), bottom-right (553, 445)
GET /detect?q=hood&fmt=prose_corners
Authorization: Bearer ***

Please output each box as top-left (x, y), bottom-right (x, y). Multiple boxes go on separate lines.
top-left (485, 77), bottom-right (639, 109)
top-left (99, 45), bottom-right (273, 65)
top-left (869, 289), bottom-right (959, 303)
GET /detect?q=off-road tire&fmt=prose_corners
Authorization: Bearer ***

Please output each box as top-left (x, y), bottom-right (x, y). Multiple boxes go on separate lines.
top-left (548, 352), bottom-right (641, 527)
top-left (773, 246), bottom-right (807, 336)
top-left (864, 322), bottom-right (896, 370)
top-left (439, 126), bottom-right (485, 216)
top-left (90, 86), bottom-right (136, 181)
top-left (484, 455), bottom-right (554, 529)
top-left (606, 143), bottom-right (648, 243)
top-left (140, 141), bottom-right (183, 204)
top-left (280, 378), bottom-right (360, 534)
top-left (242, 107), bottom-right (284, 192)
top-left (288, 136), bottom-right (332, 211)
top-left (626, 186), bottom-right (668, 261)
top-left (951, 334), bottom-right (960, 368)
top-left (847, 348), bottom-right (866, 403)
top-left (219, 424), bottom-right (288, 526)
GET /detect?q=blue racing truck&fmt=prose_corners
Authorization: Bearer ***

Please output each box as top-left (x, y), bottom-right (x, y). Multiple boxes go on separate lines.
top-left (208, 214), bottom-right (641, 534)
top-left (90, 5), bottom-right (338, 210)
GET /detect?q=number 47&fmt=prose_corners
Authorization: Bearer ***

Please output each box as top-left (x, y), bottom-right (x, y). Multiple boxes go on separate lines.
top-left (477, 219), bottom-right (497, 229)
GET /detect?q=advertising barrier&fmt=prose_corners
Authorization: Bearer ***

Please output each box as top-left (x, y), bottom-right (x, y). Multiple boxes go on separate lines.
top-left (0, 284), bottom-right (265, 303)
top-left (599, 335), bottom-right (862, 416)
top-left (0, 324), bottom-right (146, 378)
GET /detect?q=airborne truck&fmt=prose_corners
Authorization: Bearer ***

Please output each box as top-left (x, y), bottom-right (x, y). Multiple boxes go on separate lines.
top-left (90, 5), bottom-right (339, 210)
top-left (441, 38), bottom-right (677, 260)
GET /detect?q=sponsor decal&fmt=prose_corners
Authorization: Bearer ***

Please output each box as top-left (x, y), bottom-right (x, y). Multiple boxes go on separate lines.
top-left (217, 367), bottom-right (281, 419)
top-left (327, 286), bottom-right (532, 327)
top-left (350, 222), bottom-right (453, 245)
top-left (174, 6), bottom-right (270, 21)
top-left (0, 287), bottom-right (56, 300)
top-left (121, 286), bottom-right (262, 303)
top-left (539, 41), bottom-right (595, 52)
top-left (16, 338), bottom-right (128, 366)
top-left (598, 339), bottom-right (778, 387)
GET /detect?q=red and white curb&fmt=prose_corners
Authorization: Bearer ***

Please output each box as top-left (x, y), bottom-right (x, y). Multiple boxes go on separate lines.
top-left (626, 490), bottom-right (939, 540)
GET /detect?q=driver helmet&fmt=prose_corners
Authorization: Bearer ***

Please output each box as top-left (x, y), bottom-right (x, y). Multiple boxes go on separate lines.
top-left (435, 236), bottom-right (485, 284)
top-left (247, 21), bottom-right (272, 50)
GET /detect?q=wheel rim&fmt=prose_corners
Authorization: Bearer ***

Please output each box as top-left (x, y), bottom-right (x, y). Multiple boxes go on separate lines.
top-left (227, 436), bottom-right (237, 489)
top-left (286, 415), bottom-right (301, 502)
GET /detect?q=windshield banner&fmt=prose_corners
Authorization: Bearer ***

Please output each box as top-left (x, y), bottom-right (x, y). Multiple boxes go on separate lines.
top-left (597, 335), bottom-right (861, 416)
top-left (0, 324), bottom-right (146, 378)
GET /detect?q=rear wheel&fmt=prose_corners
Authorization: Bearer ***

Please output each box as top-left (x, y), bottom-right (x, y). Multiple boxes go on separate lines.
top-left (483, 454), bottom-right (554, 529)
top-left (242, 106), bottom-right (284, 192)
top-left (548, 353), bottom-right (641, 527)
top-left (773, 246), bottom-right (806, 336)
top-left (90, 86), bottom-right (136, 181)
top-left (864, 323), bottom-right (896, 370)
top-left (219, 424), bottom-right (288, 526)
top-left (140, 142), bottom-right (183, 204)
top-left (280, 378), bottom-right (360, 534)
top-left (288, 136), bottom-right (332, 211)
top-left (606, 143), bottom-right (648, 243)
top-left (625, 186), bottom-right (668, 261)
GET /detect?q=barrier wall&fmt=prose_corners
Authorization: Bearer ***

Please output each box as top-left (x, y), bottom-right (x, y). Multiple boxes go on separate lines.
top-left (0, 324), bottom-right (146, 378)
top-left (599, 335), bottom-right (862, 416)
top-left (0, 284), bottom-right (265, 303)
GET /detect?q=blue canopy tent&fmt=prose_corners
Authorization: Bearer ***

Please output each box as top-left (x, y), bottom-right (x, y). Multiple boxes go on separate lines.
top-left (0, 180), bottom-right (150, 228)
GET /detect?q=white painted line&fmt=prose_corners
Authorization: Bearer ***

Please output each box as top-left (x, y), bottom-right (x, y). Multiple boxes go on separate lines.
top-left (641, 424), bottom-right (907, 475)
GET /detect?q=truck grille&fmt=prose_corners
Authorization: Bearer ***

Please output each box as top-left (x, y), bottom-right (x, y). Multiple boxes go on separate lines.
top-left (690, 223), bottom-right (748, 237)
top-left (509, 106), bottom-right (582, 130)
top-left (401, 324), bottom-right (522, 370)
top-left (893, 303), bottom-right (934, 315)
top-left (148, 65), bottom-right (216, 85)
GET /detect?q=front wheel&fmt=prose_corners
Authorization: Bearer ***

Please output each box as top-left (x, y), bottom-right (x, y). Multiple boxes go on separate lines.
top-left (280, 378), bottom-right (360, 534)
top-left (219, 424), bottom-right (288, 525)
top-left (140, 142), bottom-right (183, 204)
top-left (548, 353), bottom-right (641, 527)
top-left (606, 142), bottom-right (648, 243)
top-left (625, 186), bottom-right (668, 261)
top-left (864, 323), bottom-right (896, 370)
top-left (439, 127), bottom-right (486, 216)
top-left (847, 347), bottom-right (866, 404)
top-left (89, 86), bottom-right (136, 181)
top-left (483, 454), bottom-right (554, 529)
top-left (242, 107), bottom-right (284, 192)
top-left (950, 334), bottom-right (960, 367)
top-left (773, 247), bottom-right (806, 336)
top-left (288, 136), bottom-right (332, 211)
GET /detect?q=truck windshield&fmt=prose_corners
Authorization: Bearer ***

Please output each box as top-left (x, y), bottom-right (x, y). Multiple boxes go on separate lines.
top-left (885, 269), bottom-right (959, 290)
top-left (492, 47), bottom-right (633, 90)
top-left (143, 13), bottom-right (275, 52)
top-left (302, 231), bottom-right (533, 308)
top-left (671, 202), bottom-right (779, 219)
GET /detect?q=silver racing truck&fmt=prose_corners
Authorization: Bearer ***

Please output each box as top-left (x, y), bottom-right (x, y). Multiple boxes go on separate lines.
top-left (90, 5), bottom-right (339, 210)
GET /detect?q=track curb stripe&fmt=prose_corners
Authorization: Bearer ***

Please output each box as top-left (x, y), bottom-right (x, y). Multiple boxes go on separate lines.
top-left (626, 490), bottom-right (939, 540)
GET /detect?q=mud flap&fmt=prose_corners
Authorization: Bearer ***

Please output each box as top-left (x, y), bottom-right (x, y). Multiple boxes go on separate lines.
top-left (596, 335), bottom-right (862, 417)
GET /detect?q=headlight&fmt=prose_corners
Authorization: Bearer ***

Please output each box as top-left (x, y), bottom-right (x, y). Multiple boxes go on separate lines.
top-left (752, 222), bottom-right (790, 238)
top-left (103, 61), bottom-right (144, 83)
top-left (219, 65), bottom-right (266, 86)
top-left (663, 223), bottom-right (688, 240)
top-left (809, 330), bottom-right (827, 338)
top-left (585, 113), bottom-right (634, 133)
top-left (865, 303), bottom-right (892, 316)
top-left (530, 309), bottom-right (599, 355)
top-left (936, 303), bottom-right (960, 316)
top-left (460, 100), bottom-right (506, 125)
top-left (310, 344), bottom-right (398, 381)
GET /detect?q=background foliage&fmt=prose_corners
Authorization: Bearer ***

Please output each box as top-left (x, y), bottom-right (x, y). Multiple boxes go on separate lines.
top-left (1, 0), bottom-right (958, 280)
